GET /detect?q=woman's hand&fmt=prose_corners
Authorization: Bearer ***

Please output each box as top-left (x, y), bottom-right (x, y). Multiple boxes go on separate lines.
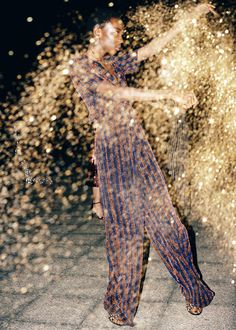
top-left (173, 91), bottom-right (198, 110)
top-left (89, 149), bottom-right (96, 164)
top-left (174, 3), bottom-right (219, 32)
top-left (193, 3), bottom-right (219, 18)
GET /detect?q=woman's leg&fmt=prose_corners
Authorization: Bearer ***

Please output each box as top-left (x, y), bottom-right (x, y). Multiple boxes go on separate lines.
top-left (135, 135), bottom-right (215, 308)
top-left (95, 131), bottom-right (145, 325)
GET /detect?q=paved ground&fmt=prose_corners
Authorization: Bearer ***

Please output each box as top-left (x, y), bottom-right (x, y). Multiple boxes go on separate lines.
top-left (0, 201), bottom-right (235, 330)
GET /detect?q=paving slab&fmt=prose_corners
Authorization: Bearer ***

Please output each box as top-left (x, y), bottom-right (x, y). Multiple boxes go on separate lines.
top-left (16, 294), bottom-right (96, 327)
top-left (157, 302), bottom-right (235, 330)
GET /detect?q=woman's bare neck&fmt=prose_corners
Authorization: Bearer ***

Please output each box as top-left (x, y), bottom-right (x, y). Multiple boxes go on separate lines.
top-left (87, 46), bottom-right (106, 63)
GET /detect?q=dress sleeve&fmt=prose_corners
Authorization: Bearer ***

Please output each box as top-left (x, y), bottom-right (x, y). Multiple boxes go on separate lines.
top-left (69, 58), bottom-right (102, 124)
top-left (114, 49), bottom-right (140, 75)
top-left (69, 58), bottom-right (98, 95)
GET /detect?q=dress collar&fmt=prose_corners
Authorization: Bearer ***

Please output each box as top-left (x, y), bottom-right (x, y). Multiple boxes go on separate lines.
top-left (83, 54), bottom-right (119, 85)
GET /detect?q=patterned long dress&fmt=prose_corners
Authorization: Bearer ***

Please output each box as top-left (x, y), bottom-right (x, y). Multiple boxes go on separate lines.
top-left (70, 49), bottom-right (215, 326)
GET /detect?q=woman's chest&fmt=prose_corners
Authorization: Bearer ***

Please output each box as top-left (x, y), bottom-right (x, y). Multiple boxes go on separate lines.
top-left (91, 61), bottom-right (126, 87)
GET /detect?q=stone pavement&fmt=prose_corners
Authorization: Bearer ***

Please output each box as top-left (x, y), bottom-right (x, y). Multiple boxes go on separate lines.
top-left (0, 202), bottom-right (235, 330)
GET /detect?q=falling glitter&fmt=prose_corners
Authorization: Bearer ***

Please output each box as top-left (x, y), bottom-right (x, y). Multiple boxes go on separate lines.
top-left (125, 1), bottom-right (236, 277)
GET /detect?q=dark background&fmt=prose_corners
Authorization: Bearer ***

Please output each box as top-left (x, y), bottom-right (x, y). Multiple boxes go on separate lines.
top-left (0, 0), bottom-right (234, 102)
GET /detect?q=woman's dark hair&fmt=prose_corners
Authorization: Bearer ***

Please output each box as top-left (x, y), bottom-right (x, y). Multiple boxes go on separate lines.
top-left (85, 6), bottom-right (124, 33)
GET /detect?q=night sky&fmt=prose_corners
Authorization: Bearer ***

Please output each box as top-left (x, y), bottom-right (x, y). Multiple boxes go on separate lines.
top-left (0, 0), bottom-right (234, 101)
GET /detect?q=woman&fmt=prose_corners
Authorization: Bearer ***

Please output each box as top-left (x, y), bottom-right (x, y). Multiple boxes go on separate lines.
top-left (70, 4), bottom-right (216, 326)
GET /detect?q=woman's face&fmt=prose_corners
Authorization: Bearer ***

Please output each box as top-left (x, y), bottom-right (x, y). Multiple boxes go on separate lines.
top-left (95, 18), bottom-right (124, 55)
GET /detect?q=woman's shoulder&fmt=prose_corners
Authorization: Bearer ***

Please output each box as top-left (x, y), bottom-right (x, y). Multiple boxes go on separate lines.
top-left (71, 52), bottom-right (89, 69)
top-left (69, 51), bottom-right (95, 80)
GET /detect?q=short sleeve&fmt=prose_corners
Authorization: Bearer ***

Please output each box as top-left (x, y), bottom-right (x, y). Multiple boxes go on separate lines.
top-left (69, 58), bottom-right (98, 95)
top-left (114, 49), bottom-right (140, 75)
top-left (69, 58), bottom-right (101, 123)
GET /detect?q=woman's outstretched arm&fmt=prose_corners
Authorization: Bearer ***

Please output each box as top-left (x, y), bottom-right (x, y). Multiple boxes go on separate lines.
top-left (96, 81), bottom-right (198, 110)
top-left (136, 3), bottom-right (218, 62)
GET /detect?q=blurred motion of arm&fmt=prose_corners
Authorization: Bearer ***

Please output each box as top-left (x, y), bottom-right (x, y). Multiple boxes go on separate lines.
top-left (96, 81), bottom-right (177, 102)
top-left (96, 81), bottom-right (198, 110)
